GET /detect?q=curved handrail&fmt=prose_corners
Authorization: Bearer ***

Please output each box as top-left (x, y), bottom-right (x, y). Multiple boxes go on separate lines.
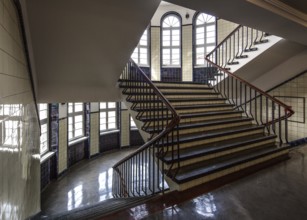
top-left (113, 59), bottom-right (180, 168)
top-left (205, 24), bottom-right (294, 144)
top-left (113, 59), bottom-right (180, 197)
top-left (205, 59), bottom-right (294, 117)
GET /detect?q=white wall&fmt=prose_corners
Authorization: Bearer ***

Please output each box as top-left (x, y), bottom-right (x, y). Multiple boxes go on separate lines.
top-left (0, 0), bottom-right (40, 219)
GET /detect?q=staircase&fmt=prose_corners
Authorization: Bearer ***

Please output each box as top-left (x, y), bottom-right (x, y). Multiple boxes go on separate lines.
top-left (112, 25), bottom-right (294, 197)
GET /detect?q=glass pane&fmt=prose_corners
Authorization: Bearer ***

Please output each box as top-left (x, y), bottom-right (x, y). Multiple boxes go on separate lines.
top-left (75, 103), bottom-right (83, 112)
top-left (100, 102), bottom-right (106, 109)
top-left (108, 102), bottom-right (116, 109)
top-left (207, 31), bottom-right (215, 38)
top-left (207, 37), bottom-right (215, 44)
top-left (68, 104), bottom-right (73, 113)
top-left (100, 112), bottom-right (106, 119)
top-left (172, 40), bottom-right (180, 46)
top-left (75, 122), bottom-right (83, 129)
top-left (69, 132), bottom-right (73, 140)
top-left (109, 123), bottom-right (116, 129)
top-left (206, 46), bottom-right (215, 54)
top-left (196, 38), bottom-right (205, 45)
top-left (196, 27), bottom-right (204, 34)
top-left (172, 29), bottom-right (180, 36)
top-left (75, 115), bottom-right (83, 123)
top-left (109, 111), bottom-right (116, 117)
top-left (75, 129), bottom-right (83, 137)
top-left (41, 123), bottom-right (47, 133)
top-left (206, 25), bottom-right (215, 32)
top-left (140, 58), bottom-right (148, 65)
top-left (100, 123), bottom-right (106, 131)
top-left (68, 117), bottom-right (73, 125)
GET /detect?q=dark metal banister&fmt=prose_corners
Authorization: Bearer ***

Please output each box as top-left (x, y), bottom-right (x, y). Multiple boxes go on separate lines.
top-left (205, 58), bottom-right (294, 118)
top-left (207, 25), bottom-right (242, 57)
top-left (113, 59), bottom-right (180, 168)
top-left (113, 59), bottom-right (180, 197)
top-left (205, 25), bottom-right (294, 144)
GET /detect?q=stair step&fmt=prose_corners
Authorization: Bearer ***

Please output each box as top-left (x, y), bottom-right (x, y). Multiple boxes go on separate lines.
top-left (157, 124), bottom-right (265, 148)
top-left (140, 110), bottom-right (243, 122)
top-left (146, 117), bottom-right (253, 134)
top-left (153, 82), bottom-right (211, 89)
top-left (162, 134), bottom-right (277, 164)
top-left (134, 103), bottom-right (234, 112)
top-left (171, 145), bottom-right (288, 184)
top-left (254, 39), bottom-right (269, 45)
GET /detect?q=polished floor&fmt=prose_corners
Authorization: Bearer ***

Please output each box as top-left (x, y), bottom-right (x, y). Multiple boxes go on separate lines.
top-left (104, 144), bottom-right (307, 220)
top-left (42, 145), bottom-right (307, 220)
top-left (41, 147), bottom-right (137, 215)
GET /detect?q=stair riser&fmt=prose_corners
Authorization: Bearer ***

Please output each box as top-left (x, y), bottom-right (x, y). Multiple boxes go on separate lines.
top-left (159, 89), bottom-right (214, 93)
top-left (178, 129), bottom-right (264, 149)
top-left (168, 150), bottom-right (288, 191)
top-left (143, 113), bottom-right (243, 127)
top-left (139, 107), bottom-right (234, 116)
top-left (148, 120), bottom-right (252, 136)
top-left (171, 100), bottom-right (226, 106)
top-left (165, 94), bottom-right (220, 99)
top-left (155, 83), bottom-right (210, 88)
top-left (163, 139), bottom-right (276, 170)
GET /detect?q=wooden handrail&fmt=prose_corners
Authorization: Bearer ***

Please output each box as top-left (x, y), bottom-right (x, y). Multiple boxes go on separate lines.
top-left (204, 58), bottom-right (294, 117)
top-left (113, 59), bottom-right (180, 168)
top-left (206, 25), bottom-right (242, 57)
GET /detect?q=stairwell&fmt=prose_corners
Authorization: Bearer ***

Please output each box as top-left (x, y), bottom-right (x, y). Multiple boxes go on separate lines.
top-left (112, 25), bottom-right (294, 197)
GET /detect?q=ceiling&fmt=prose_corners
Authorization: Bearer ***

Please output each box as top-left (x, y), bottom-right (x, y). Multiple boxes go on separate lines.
top-left (21, 0), bottom-right (161, 102)
top-left (166, 0), bottom-right (307, 45)
top-left (20, 0), bottom-right (306, 102)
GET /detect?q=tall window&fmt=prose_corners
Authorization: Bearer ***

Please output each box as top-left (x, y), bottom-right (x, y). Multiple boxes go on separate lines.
top-left (194, 13), bottom-right (216, 65)
top-left (0, 104), bottom-right (23, 148)
top-left (38, 104), bottom-right (48, 154)
top-left (162, 14), bottom-right (181, 66)
top-left (68, 103), bottom-right (84, 140)
top-left (131, 29), bottom-right (149, 66)
top-left (100, 102), bottom-right (117, 131)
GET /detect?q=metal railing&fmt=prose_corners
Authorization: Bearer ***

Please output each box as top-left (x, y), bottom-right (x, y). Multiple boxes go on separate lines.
top-left (208, 25), bottom-right (269, 69)
top-left (205, 26), bottom-right (294, 145)
top-left (112, 59), bottom-right (180, 197)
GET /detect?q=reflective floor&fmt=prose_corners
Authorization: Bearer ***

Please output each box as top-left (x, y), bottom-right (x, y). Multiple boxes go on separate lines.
top-left (104, 144), bottom-right (307, 220)
top-left (42, 145), bottom-right (307, 220)
top-left (41, 148), bottom-right (137, 215)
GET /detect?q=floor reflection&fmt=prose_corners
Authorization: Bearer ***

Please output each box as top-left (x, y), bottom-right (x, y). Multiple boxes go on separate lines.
top-left (193, 193), bottom-right (216, 218)
top-left (98, 168), bottom-right (113, 201)
top-left (41, 148), bottom-right (136, 215)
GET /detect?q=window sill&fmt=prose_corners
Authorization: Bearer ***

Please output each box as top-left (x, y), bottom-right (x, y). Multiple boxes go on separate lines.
top-left (130, 127), bottom-right (138, 131)
top-left (68, 136), bottom-right (88, 146)
top-left (162, 66), bottom-right (181, 68)
top-left (100, 129), bottom-right (120, 135)
top-left (40, 151), bottom-right (55, 164)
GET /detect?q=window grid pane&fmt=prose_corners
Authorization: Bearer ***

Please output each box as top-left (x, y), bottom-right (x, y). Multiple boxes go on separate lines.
top-left (68, 102), bottom-right (84, 140)
top-left (100, 102), bottom-right (117, 131)
top-left (162, 14), bottom-right (181, 66)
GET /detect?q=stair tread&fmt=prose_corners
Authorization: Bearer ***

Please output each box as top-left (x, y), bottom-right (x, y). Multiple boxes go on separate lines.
top-left (124, 92), bottom-right (218, 95)
top-left (129, 97), bottom-right (227, 103)
top-left (134, 103), bottom-right (235, 112)
top-left (147, 117), bottom-right (253, 133)
top-left (173, 145), bottom-right (287, 183)
top-left (158, 124), bottom-right (264, 146)
top-left (162, 134), bottom-right (277, 163)
top-left (140, 109), bottom-right (243, 121)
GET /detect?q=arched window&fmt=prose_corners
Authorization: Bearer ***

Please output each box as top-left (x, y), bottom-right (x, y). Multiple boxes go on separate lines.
top-left (194, 13), bottom-right (216, 65)
top-left (131, 29), bottom-right (149, 66)
top-left (161, 14), bottom-right (181, 66)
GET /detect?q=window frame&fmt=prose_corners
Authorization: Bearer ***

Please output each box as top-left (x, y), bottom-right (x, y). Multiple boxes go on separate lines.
top-left (99, 102), bottom-right (118, 132)
top-left (0, 104), bottom-right (23, 148)
top-left (161, 12), bottom-right (182, 67)
top-left (131, 27), bottom-right (150, 67)
top-left (38, 103), bottom-right (49, 155)
top-left (193, 12), bottom-right (217, 67)
top-left (68, 103), bottom-right (84, 141)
